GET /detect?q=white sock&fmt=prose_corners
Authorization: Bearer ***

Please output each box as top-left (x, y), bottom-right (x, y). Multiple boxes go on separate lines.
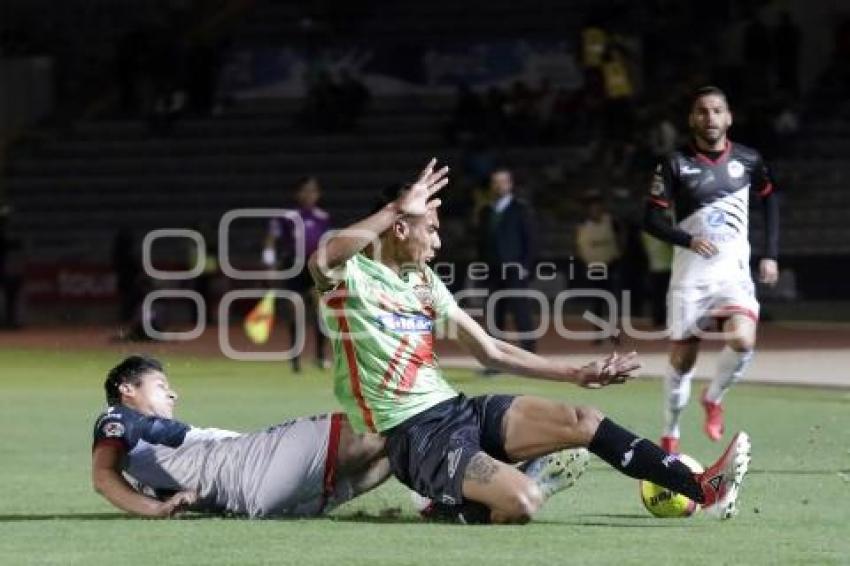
top-left (706, 346), bottom-right (754, 404)
top-left (663, 364), bottom-right (693, 438)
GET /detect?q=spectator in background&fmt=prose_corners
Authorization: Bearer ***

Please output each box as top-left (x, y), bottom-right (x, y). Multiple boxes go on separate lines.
top-left (264, 177), bottom-right (332, 372)
top-left (476, 167), bottom-right (537, 366)
top-left (641, 228), bottom-right (673, 328)
top-left (648, 111), bottom-right (679, 158)
top-left (575, 195), bottom-right (621, 344)
top-left (611, 188), bottom-right (648, 324)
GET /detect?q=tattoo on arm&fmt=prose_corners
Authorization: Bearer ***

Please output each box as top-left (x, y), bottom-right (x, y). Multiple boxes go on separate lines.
top-left (464, 452), bottom-right (498, 484)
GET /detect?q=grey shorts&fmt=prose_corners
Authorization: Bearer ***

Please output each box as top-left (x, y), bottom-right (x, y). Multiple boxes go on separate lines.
top-left (239, 413), bottom-right (343, 518)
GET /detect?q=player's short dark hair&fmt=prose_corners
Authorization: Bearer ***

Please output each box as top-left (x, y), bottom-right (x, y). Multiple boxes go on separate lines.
top-left (369, 182), bottom-right (412, 216)
top-left (104, 355), bottom-right (163, 406)
top-left (690, 86), bottom-right (729, 110)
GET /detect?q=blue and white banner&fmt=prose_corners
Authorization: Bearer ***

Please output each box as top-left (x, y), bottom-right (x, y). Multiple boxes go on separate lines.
top-left (219, 41), bottom-right (582, 98)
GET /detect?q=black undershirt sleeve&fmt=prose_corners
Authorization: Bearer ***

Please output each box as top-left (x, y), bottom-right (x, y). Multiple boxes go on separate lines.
top-left (643, 204), bottom-right (693, 249)
top-left (761, 190), bottom-right (780, 260)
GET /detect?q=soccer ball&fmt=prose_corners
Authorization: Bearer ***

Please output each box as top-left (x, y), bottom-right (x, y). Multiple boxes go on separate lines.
top-left (640, 453), bottom-right (704, 518)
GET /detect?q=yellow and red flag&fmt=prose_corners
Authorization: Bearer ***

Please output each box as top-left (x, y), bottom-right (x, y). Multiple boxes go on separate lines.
top-left (244, 290), bottom-right (275, 344)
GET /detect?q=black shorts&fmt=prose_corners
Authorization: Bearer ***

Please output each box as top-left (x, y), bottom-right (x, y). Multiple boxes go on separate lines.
top-left (384, 393), bottom-right (516, 505)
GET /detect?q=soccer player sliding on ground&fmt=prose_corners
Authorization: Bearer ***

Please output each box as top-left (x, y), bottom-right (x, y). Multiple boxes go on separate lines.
top-left (91, 355), bottom-right (390, 518)
top-left (310, 158), bottom-right (751, 522)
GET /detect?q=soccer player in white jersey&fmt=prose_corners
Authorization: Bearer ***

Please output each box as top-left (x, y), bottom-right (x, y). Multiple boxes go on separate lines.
top-left (91, 355), bottom-right (390, 518)
top-left (644, 86), bottom-right (780, 454)
top-left (310, 158), bottom-right (752, 522)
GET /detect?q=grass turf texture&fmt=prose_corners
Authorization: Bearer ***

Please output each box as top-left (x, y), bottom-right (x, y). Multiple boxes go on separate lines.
top-left (0, 349), bottom-right (847, 565)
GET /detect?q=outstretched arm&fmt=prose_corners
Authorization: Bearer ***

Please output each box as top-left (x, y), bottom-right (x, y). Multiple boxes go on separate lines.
top-left (759, 190), bottom-right (780, 285)
top-left (92, 442), bottom-right (196, 518)
top-left (308, 158), bottom-right (449, 290)
top-left (450, 306), bottom-right (639, 388)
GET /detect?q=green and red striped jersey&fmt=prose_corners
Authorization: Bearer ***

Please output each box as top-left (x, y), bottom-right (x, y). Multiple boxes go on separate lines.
top-left (319, 253), bottom-right (459, 432)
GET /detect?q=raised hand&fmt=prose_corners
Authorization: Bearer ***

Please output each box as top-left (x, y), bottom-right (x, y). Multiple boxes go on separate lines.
top-left (576, 351), bottom-right (640, 389)
top-left (396, 158), bottom-right (449, 217)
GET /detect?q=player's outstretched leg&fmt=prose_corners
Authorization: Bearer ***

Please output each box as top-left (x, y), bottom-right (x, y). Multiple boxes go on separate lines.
top-left (501, 396), bottom-right (752, 520)
top-left (519, 447), bottom-right (590, 500)
top-left (416, 448), bottom-right (589, 524)
top-left (697, 431), bottom-right (751, 519)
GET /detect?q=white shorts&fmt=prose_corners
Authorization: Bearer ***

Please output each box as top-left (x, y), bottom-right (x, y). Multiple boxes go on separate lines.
top-left (667, 279), bottom-right (759, 341)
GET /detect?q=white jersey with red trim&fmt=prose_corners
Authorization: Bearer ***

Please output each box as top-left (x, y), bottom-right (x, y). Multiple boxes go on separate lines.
top-left (649, 141), bottom-right (774, 287)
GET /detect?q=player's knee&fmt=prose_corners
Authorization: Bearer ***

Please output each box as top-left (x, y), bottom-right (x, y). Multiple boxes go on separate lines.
top-left (575, 405), bottom-right (604, 443)
top-left (501, 482), bottom-right (544, 523)
top-left (728, 334), bottom-right (755, 352)
top-left (553, 403), bottom-right (603, 444)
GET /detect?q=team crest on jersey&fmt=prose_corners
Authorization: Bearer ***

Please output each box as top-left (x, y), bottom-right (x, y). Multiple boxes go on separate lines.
top-left (707, 209), bottom-right (726, 227)
top-left (102, 421), bottom-right (125, 438)
top-left (413, 284), bottom-right (434, 307)
top-left (727, 160), bottom-right (744, 178)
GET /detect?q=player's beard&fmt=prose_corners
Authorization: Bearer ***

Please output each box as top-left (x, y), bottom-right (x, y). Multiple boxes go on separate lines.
top-left (695, 127), bottom-right (725, 148)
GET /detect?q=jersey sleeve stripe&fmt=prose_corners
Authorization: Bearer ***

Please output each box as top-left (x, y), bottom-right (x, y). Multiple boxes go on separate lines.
top-left (327, 284), bottom-right (376, 432)
top-left (649, 196), bottom-right (670, 208)
top-left (318, 413), bottom-right (343, 513)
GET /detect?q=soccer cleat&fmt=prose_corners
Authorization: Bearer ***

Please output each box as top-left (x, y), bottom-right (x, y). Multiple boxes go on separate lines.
top-left (698, 431), bottom-right (751, 519)
top-left (701, 388), bottom-right (725, 441)
top-left (660, 436), bottom-right (680, 454)
top-left (522, 448), bottom-right (590, 499)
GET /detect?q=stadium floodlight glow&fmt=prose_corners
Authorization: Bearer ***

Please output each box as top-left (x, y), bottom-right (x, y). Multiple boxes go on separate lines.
top-left (218, 289), bottom-right (305, 361)
top-left (142, 229), bottom-right (205, 280)
top-left (142, 290), bottom-right (206, 341)
top-left (218, 209), bottom-right (305, 280)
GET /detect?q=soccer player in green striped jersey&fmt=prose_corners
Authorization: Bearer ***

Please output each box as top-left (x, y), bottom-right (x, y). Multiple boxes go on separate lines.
top-left (310, 159), bottom-right (751, 523)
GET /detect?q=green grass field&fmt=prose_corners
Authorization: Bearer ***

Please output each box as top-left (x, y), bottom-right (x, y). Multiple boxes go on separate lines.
top-left (1, 348), bottom-right (848, 565)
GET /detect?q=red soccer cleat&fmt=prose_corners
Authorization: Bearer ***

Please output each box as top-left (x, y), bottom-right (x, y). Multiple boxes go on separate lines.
top-left (698, 431), bottom-right (751, 519)
top-left (701, 388), bottom-right (724, 441)
top-left (660, 436), bottom-right (679, 454)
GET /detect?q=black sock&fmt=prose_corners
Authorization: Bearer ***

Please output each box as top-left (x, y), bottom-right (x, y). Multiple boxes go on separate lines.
top-left (588, 418), bottom-right (705, 503)
top-left (426, 501), bottom-right (492, 524)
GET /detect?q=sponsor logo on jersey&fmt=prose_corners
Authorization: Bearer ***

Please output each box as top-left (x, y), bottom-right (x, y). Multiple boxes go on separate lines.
top-left (727, 160), bottom-right (745, 178)
top-left (413, 284), bottom-right (435, 307)
top-left (377, 313), bottom-right (434, 333)
top-left (681, 165), bottom-right (701, 175)
top-left (447, 447), bottom-right (463, 479)
top-left (707, 209), bottom-right (726, 227)
top-left (102, 421), bottom-right (125, 438)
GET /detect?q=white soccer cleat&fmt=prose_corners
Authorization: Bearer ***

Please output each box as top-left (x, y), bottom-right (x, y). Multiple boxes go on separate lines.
top-left (699, 431), bottom-right (751, 519)
top-left (523, 447), bottom-right (590, 499)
